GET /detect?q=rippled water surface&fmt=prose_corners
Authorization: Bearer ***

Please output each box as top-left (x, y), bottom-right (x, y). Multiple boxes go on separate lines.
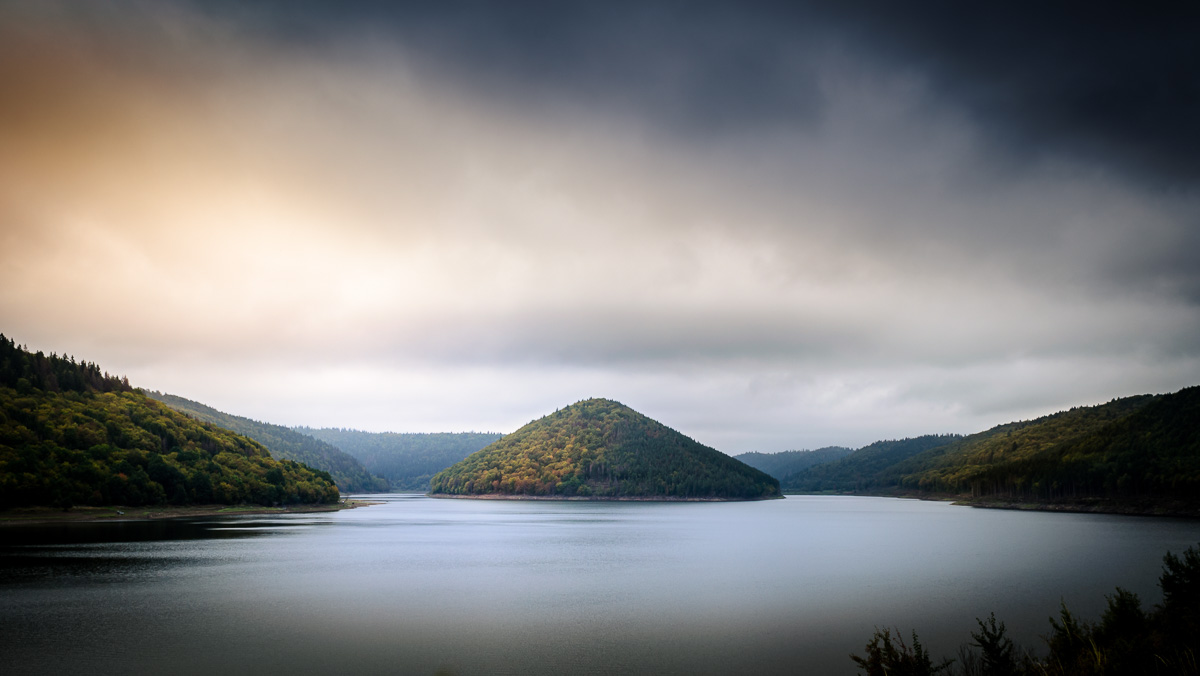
top-left (3, 495), bottom-right (1200, 675)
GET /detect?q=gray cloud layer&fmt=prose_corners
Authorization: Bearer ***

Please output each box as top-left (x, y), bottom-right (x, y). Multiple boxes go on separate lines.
top-left (2, 1), bottom-right (1197, 451)
top-left (210, 1), bottom-right (1200, 182)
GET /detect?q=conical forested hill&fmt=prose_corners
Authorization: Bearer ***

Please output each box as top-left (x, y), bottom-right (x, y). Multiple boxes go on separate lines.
top-left (430, 398), bottom-right (781, 500)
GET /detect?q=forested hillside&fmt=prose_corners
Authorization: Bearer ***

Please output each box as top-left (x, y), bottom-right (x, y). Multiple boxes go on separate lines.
top-left (148, 392), bottom-right (388, 493)
top-left (735, 446), bottom-right (853, 481)
top-left (783, 435), bottom-right (962, 493)
top-left (430, 398), bottom-right (780, 500)
top-left (0, 335), bottom-right (339, 508)
top-left (298, 428), bottom-right (500, 491)
top-left (784, 388), bottom-right (1200, 512)
top-left (890, 390), bottom-right (1194, 502)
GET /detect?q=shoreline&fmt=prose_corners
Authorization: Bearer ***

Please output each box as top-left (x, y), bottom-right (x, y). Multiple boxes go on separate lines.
top-left (783, 491), bottom-right (1200, 518)
top-left (428, 493), bottom-right (783, 502)
top-left (952, 496), bottom-right (1200, 519)
top-left (0, 499), bottom-right (382, 526)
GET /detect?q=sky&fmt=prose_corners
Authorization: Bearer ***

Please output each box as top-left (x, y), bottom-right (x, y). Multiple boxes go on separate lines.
top-left (2, 1), bottom-right (1198, 453)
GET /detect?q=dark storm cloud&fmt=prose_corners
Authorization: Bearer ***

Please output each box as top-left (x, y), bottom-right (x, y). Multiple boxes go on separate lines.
top-left (177, 1), bottom-right (1200, 307)
top-left (193, 0), bottom-right (827, 133)
top-left (823, 2), bottom-right (1200, 191)
top-left (4, 0), bottom-right (1198, 449)
top-left (194, 0), bottom-right (1199, 185)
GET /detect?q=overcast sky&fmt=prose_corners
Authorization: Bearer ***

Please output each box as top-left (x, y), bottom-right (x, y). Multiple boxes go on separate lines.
top-left (2, 1), bottom-right (1198, 453)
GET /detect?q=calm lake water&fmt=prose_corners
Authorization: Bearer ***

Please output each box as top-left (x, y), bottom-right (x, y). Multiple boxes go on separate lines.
top-left (3, 495), bottom-right (1200, 675)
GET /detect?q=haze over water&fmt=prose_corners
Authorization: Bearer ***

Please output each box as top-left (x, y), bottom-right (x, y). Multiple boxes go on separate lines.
top-left (4, 496), bottom-right (1200, 675)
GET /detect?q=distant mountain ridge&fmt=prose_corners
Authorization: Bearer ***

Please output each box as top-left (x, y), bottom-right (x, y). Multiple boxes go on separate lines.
top-left (297, 428), bottom-right (501, 491)
top-left (147, 392), bottom-right (388, 493)
top-left (782, 435), bottom-right (963, 493)
top-left (9, 330), bottom-right (1193, 513)
top-left (735, 446), bottom-right (854, 481)
top-left (431, 398), bottom-right (781, 500)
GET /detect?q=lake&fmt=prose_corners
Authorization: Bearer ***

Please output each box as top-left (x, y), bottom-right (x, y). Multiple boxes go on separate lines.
top-left (3, 495), bottom-right (1200, 675)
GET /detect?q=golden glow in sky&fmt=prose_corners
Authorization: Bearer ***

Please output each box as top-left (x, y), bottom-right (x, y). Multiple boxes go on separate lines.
top-left (3, 2), bottom-right (1198, 451)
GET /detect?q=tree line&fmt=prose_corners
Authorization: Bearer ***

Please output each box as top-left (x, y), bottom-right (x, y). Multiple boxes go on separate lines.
top-left (0, 334), bottom-right (131, 396)
top-left (853, 544), bottom-right (1200, 675)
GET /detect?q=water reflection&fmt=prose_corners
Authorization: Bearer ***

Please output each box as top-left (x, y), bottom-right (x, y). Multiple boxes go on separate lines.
top-left (0, 514), bottom-right (330, 584)
top-left (2, 496), bottom-right (1199, 676)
